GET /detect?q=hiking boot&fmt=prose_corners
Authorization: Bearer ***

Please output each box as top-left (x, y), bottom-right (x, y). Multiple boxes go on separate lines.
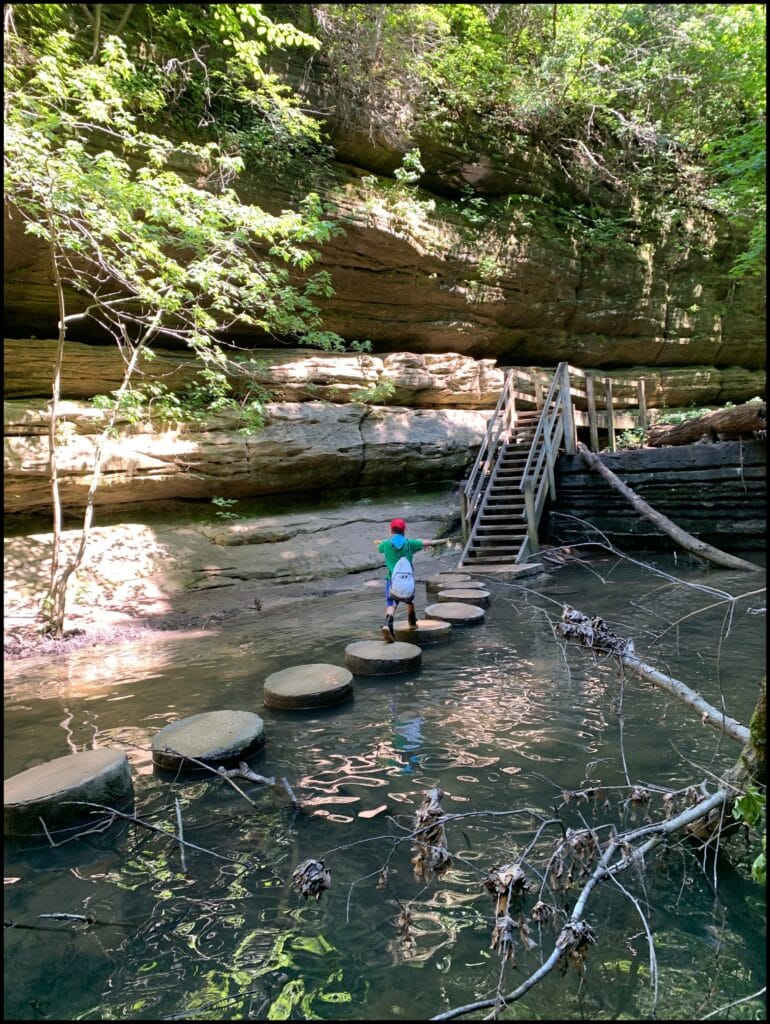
top-left (381, 625), bottom-right (395, 643)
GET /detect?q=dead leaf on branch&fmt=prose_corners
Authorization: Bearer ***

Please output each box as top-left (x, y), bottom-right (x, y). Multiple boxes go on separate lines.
top-left (531, 900), bottom-right (555, 926)
top-left (557, 919), bottom-right (597, 973)
top-left (518, 914), bottom-right (537, 951)
top-left (395, 907), bottom-right (415, 949)
top-left (411, 788), bottom-right (452, 883)
top-left (490, 913), bottom-right (517, 962)
top-left (291, 859), bottom-right (330, 902)
top-left (554, 606), bottom-right (634, 657)
top-left (483, 863), bottom-right (530, 915)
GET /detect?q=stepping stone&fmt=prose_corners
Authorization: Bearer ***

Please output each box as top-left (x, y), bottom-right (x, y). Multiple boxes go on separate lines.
top-left (425, 601), bottom-right (486, 626)
top-left (426, 573), bottom-right (471, 593)
top-left (393, 618), bottom-right (452, 644)
top-left (152, 710), bottom-right (265, 771)
top-left (264, 663), bottom-right (353, 710)
top-left (4, 749), bottom-right (133, 837)
top-left (437, 588), bottom-right (491, 608)
top-left (344, 640), bottom-right (422, 676)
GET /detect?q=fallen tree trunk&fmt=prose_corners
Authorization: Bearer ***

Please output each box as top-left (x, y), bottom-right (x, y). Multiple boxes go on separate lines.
top-left (555, 606), bottom-right (751, 745)
top-left (576, 441), bottom-right (763, 572)
top-left (621, 653), bottom-right (750, 745)
top-left (647, 401), bottom-right (765, 447)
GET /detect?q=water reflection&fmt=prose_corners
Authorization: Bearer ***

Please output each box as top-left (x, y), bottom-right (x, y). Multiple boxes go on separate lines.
top-left (3, 553), bottom-right (766, 1021)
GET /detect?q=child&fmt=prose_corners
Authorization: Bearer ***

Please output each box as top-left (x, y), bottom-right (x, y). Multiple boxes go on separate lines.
top-left (375, 518), bottom-right (445, 642)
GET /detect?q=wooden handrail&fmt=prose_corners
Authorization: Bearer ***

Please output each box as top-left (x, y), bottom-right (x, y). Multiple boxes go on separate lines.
top-left (459, 362), bottom-right (655, 564)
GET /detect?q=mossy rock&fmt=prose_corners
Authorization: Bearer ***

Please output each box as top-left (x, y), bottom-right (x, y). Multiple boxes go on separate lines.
top-left (152, 710), bottom-right (266, 770)
top-left (264, 663), bottom-right (353, 710)
top-left (425, 601), bottom-right (486, 626)
top-left (426, 573), bottom-right (472, 593)
top-left (437, 588), bottom-right (491, 608)
top-left (344, 640), bottom-right (422, 676)
top-left (393, 618), bottom-right (452, 644)
top-left (4, 749), bottom-right (133, 837)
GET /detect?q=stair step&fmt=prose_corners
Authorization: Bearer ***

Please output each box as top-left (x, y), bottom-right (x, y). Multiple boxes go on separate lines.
top-left (470, 544), bottom-right (525, 553)
top-left (473, 532), bottom-right (528, 540)
top-left (466, 553), bottom-right (525, 564)
top-left (478, 515), bottom-right (525, 521)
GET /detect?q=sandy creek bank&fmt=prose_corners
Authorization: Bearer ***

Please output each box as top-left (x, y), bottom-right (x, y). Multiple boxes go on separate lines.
top-left (4, 490), bottom-right (471, 667)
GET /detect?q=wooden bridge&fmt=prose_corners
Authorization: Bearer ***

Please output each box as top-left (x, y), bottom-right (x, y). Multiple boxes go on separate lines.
top-left (459, 364), bottom-right (651, 570)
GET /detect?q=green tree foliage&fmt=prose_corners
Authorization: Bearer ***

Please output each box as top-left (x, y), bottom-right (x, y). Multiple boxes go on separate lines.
top-left (3, 3), bottom-right (355, 635)
top-left (311, 3), bottom-right (765, 276)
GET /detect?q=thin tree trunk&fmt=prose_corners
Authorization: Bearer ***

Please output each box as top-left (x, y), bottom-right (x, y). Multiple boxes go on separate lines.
top-left (45, 315), bottom-right (161, 636)
top-left (621, 653), bottom-right (750, 745)
top-left (576, 441), bottom-right (763, 572)
top-left (45, 209), bottom-right (69, 635)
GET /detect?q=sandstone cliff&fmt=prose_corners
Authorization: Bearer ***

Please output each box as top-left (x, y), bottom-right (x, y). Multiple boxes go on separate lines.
top-left (4, 157), bottom-right (765, 370)
top-left (5, 340), bottom-right (765, 514)
top-left (4, 398), bottom-right (489, 514)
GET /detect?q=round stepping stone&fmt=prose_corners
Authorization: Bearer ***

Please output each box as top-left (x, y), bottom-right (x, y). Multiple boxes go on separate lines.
top-left (152, 710), bottom-right (265, 771)
top-left (344, 640), bottom-right (422, 676)
top-left (425, 601), bottom-right (486, 626)
top-left (426, 573), bottom-right (471, 593)
top-left (437, 588), bottom-right (491, 608)
top-left (264, 663), bottom-right (353, 710)
top-left (393, 618), bottom-right (452, 645)
top-left (4, 749), bottom-right (133, 837)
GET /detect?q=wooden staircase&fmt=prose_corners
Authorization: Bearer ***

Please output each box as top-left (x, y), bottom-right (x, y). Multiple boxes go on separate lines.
top-left (458, 363), bottom-right (654, 571)
top-left (461, 410), bottom-right (539, 568)
top-left (459, 363), bottom-right (575, 570)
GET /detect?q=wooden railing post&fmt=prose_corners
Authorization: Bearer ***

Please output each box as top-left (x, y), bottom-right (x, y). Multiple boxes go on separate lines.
top-left (585, 372), bottom-right (599, 452)
top-left (460, 490), bottom-right (469, 543)
top-left (637, 378), bottom-right (648, 432)
top-left (561, 363), bottom-right (576, 454)
top-left (523, 479), bottom-right (539, 554)
top-left (506, 369), bottom-right (516, 439)
top-left (544, 432), bottom-right (556, 500)
top-left (604, 377), bottom-right (616, 452)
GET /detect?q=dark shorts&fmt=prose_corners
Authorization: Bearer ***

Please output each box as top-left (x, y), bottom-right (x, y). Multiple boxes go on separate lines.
top-left (385, 579), bottom-right (414, 606)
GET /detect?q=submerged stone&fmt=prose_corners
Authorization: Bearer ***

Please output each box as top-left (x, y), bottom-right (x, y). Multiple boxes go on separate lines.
top-left (425, 601), bottom-right (486, 626)
top-left (4, 748), bottom-right (133, 837)
top-left (393, 618), bottom-right (452, 644)
top-left (437, 588), bottom-right (491, 608)
top-left (264, 663), bottom-right (354, 710)
top-left (151, 710), bottom-right (265, 770)
top-left (344, 640), bottom-right (422, 675)
top-left (426, 573), bottom-right (472, 592)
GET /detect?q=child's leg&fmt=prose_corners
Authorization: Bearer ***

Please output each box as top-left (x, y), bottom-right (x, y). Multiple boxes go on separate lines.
top-left (382, 581), bottom-right (396, 641)
top-left (406, 601), bottom-right (418, 628)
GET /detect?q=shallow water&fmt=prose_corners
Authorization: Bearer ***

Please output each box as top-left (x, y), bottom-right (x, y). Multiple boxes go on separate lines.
top-left (4, 552), bottom-right (766, 1021)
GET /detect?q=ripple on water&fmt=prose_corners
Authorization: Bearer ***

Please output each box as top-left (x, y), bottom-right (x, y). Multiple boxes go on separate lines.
top-left (3, 558), bottom-right (765, 1022)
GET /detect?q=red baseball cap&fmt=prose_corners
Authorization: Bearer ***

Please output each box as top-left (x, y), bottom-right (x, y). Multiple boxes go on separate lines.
top-left (390, 518), bottom-right (407, 531)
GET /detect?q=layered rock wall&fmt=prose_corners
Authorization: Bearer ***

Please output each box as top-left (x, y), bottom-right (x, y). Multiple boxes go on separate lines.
top-left (4, 161), bottom-right (765, 370)
top-left (4, 399), bottom-right (489, 514)
top-left (550, 441), bottom-right (766, 549)
top-left (4, 339), bottom-right (764, 408)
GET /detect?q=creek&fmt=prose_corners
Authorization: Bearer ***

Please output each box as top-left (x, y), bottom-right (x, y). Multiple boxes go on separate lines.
top-left (3, 551), bottom-right (766, 1021)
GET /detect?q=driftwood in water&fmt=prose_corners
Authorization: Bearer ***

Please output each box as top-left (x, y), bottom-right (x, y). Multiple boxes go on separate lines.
top-left (576, 441), bottom-right (763, 572)
top-left (555, 606), bottom-right (751, 746)
top-left (647, 401), bottom-right (765, 447)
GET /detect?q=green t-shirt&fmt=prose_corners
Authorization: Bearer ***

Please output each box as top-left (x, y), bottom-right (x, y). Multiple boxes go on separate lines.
top-left (378, 537), bottom-right (424, 578)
